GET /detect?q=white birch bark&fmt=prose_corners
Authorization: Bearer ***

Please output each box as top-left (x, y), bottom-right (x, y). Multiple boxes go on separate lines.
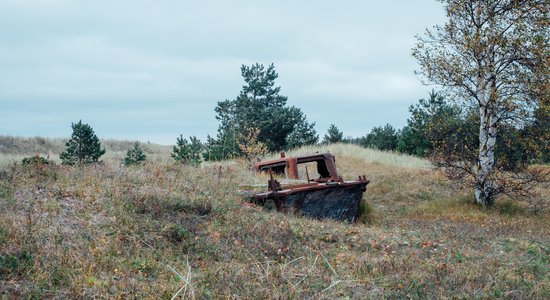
top-left (474, 78), bottom-right (498, 205)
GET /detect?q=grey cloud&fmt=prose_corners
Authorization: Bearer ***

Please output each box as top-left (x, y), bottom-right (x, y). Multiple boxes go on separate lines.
top-left (0, 0), bottom-right (445, 144)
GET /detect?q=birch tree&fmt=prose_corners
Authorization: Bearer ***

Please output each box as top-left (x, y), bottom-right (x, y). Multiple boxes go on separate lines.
top-left (413, 0), bottom-right (549, 206)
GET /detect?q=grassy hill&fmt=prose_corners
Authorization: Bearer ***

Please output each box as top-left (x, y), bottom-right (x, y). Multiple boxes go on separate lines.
top-left (0, 139), bottom-right (548, 298)
top-left (0, 135), bottom-right (173, 166)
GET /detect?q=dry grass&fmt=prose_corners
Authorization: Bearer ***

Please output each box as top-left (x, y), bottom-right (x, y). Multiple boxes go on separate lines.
top-left (0, 140), bottom-right (548, 298)
top-left (276, 143), bottom-right (432, 170)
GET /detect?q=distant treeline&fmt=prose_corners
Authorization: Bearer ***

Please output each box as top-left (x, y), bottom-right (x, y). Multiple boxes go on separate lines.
top-left (344, 91), bottom-right (549, 168)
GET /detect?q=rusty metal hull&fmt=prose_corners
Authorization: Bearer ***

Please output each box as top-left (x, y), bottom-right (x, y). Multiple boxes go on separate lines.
top-left (252, 180), bottom-right (368, 222)
top-left (249, 152), bottom-right (370, 222)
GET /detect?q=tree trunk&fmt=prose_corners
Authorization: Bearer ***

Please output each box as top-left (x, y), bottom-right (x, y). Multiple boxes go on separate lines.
top-left (475, 105), bottom-right (497, 206)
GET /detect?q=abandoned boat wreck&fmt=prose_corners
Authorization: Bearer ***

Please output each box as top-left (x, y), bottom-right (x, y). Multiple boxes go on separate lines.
top-left (249, 152), bottom-right (370, 222)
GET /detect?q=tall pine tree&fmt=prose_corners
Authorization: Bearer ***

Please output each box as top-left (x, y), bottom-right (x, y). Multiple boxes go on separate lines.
top-left (205, 63), bottom-right (318, 160)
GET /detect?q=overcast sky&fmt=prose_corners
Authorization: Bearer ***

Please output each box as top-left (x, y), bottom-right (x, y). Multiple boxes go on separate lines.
top-left (0, 0), bottom-right (445, 144)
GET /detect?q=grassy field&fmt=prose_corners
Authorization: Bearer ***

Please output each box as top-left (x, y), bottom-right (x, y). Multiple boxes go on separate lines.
top-left (0, 139), bottom-right (548, 298)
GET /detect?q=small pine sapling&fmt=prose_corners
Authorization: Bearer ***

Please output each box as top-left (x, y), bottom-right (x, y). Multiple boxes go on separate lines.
top-left (60, 120), bottom-right (105, 165)
top-left (172, 135), bottom-right (203, 166)
top-left (124, 142), bottom-right (147, 166)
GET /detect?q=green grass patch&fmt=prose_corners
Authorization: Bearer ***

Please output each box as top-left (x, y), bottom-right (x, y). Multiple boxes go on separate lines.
top-left (0, 251), bottom-right (33, 278)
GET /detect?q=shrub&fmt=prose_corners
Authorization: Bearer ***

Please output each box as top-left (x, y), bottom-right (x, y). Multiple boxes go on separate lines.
top-left (21, 155), bottom-right (52, 166)
top-left (20, 155), bottom-right (57, 179)
top-left (238, 127), bottom-right (268, 164)
top-left (162, 223), bottom-right (190, 243)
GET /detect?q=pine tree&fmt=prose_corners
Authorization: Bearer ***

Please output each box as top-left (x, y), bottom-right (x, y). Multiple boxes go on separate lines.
top-left (286, 108), bottom-right (319, 149)
top-left (60, 120), bottom-right (105, 165)
top-left (206, 63), bottom-right (318, 160)
top-left (397, 91), bottom-right (464, 156)
top-left (362, 124), bottom-right (399, 151)
top-left (323, 124), bottom-right (343, 144)
top-left (124, 142), bottom-right (146, 166)
top-left (172, 135), bottom-right (202, 166)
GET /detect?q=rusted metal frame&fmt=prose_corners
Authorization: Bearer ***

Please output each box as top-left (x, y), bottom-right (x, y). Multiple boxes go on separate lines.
top-left (256, 153), bottom-right (338, 181)
top-left (253, 179), bottom-right (369, 200)
top-left (268, 168), bottom-right (283, 211)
